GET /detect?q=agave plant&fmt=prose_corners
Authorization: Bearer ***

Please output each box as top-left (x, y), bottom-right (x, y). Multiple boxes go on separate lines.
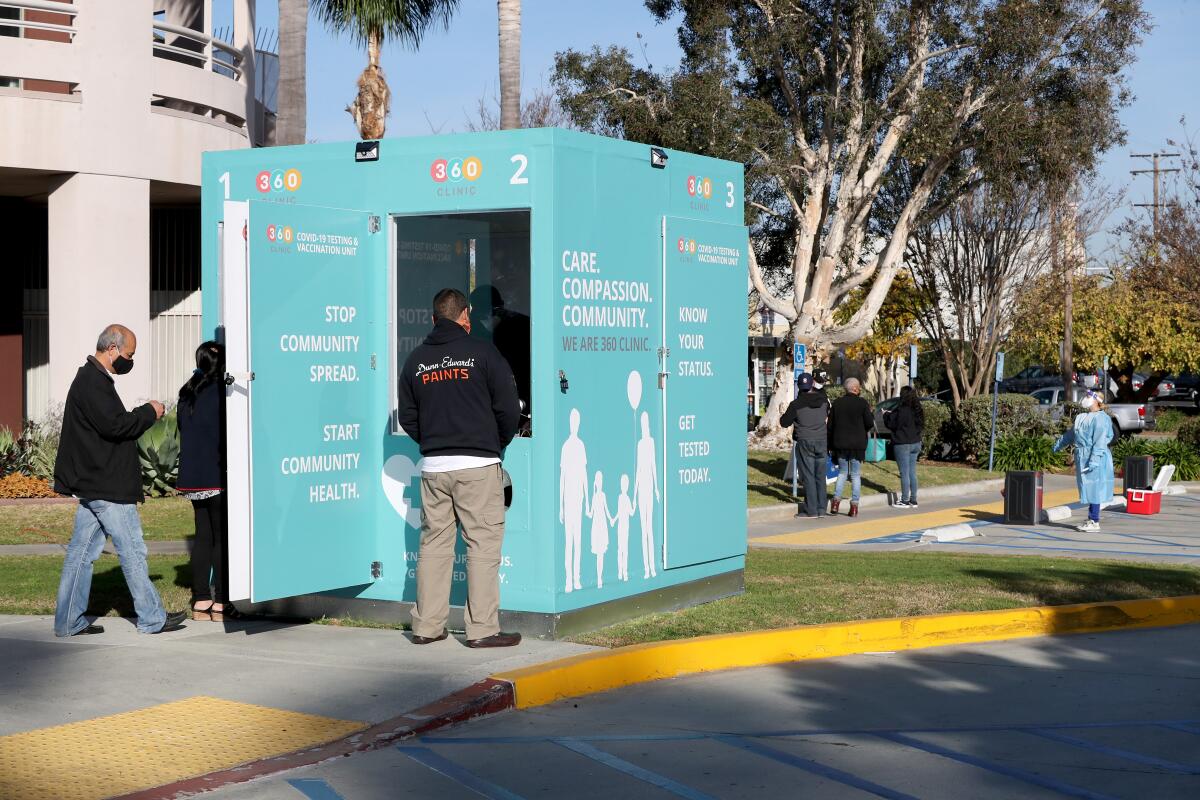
top-left (0, 426), bottom-right (27, 478)
top-left (138, 412), bottom-right (180, 497)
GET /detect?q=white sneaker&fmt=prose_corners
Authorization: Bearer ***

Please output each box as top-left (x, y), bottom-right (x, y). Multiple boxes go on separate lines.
top-left (908, 502), bottom-right (919, 509)
top-left (1076, 519), bottom-right (1100, 533)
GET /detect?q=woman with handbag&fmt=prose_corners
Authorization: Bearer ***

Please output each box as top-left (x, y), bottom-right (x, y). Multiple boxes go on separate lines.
top-left (177, 341), bottom-right (241, 620)
top-left (885, 385), bottom-right (925, 508)
top-left (827, 378), bottom-right (875, 516)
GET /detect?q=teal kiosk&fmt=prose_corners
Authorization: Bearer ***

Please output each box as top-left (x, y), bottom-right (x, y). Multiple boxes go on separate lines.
top-left (201, 129), bottom-right (748, 636)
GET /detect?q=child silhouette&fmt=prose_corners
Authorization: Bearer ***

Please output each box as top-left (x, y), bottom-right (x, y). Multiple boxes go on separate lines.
top-left (589, 471), bottom-right (612, 589)
top-left (614, 474), bottom-right (634, 581)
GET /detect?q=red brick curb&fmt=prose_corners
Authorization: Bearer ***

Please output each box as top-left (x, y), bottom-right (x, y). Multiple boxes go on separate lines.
top-left (112, 678), bottom-right (516, 799)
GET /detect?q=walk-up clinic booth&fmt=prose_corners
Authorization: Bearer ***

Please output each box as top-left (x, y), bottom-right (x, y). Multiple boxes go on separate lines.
top-left (201, 129), bottom-right (748, 636)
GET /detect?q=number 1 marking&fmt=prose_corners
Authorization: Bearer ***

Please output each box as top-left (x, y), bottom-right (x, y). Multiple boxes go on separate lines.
top-left (510, 154), bottom-right (529, 185)
top-left (219, 171), bottom-right (230, 200)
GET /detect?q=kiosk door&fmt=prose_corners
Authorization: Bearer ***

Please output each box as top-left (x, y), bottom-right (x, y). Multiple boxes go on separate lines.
top-left (662, 217), bottom-right (748, 568)
top-left (226, 200), bottom-right (383, 602)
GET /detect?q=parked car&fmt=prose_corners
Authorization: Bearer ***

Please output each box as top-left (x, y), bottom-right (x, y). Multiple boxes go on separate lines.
top-left (999, 365), bottom-right (1072, 394)
top-left (1150, 373), bottom-right (1200, 409)
top-left (1029, 386), bottom-right (1153, 437)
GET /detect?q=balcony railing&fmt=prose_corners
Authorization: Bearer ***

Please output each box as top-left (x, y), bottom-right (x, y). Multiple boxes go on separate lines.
top-left (0, 1), bottom-right (77, 40)
top-left (151, 19), bottom-right (242, 81)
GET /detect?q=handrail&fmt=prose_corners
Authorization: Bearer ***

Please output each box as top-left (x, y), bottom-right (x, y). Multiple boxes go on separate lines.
top-left (151, 18), bottom-right (243, 80)
top-left (0, 0), bottom-right (78, 38)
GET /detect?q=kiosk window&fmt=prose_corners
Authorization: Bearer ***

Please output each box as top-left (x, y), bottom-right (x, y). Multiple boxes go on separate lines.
top-left (392, 210), bottom-right (532, 436)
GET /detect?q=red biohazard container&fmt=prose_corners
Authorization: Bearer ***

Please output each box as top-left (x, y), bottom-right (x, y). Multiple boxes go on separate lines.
top-left (1125, 489), bottom-right (1162, 515)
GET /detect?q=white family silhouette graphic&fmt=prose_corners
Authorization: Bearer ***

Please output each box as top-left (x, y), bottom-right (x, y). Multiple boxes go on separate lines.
top-left (558, 370), bottom-right (659, 593)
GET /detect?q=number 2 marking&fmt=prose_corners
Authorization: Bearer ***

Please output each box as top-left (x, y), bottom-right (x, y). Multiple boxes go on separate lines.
top-left (725, 181), bottom-right (735, 208)
top-left (510, 154), bottom-right (529, 185)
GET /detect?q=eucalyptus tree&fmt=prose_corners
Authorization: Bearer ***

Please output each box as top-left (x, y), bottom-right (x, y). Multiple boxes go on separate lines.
top-left (554, 0), bottom-right (1146, 431)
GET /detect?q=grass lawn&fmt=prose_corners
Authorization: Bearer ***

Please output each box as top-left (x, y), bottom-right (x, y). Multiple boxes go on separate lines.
top-left (0, 497), bottom-right (193, 545)
top-left (0, 554), bottom-right (192, 616)
top-left (571, 549), bottom-right (1200, 647)
top-left (748, 449), bottom-right (998, 508)
top-left (5, 550), bottom-right (1196, 650)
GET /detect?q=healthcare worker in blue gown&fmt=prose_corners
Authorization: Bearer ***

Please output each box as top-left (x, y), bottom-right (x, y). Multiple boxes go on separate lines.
top-left (1052, 390), bottom-right (1114, 532)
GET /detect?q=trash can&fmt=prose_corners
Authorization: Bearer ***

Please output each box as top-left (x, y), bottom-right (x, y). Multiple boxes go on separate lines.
top-left (1004, 470), bottom-right (1043, 525)
top-left (1124, 455), bottom-right (1154, 491)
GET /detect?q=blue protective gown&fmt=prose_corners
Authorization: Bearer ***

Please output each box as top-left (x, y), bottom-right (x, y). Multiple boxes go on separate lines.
top-left (1053, 410), bottom-right (1114, 505)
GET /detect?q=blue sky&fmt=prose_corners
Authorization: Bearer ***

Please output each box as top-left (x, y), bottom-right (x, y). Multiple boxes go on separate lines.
top-left (250, 0), bottom-right (1199, 242)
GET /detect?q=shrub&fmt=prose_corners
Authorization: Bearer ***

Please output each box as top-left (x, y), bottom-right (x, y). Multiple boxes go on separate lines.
top-left (0, 473), bottom-right (58, 499)
top-left (1153, 408), bottom-right (1188, 433)
top-left (1057, 402), bottom-right (1088, 434)
top-left (1176, 417), bottom-right (1200, 451)
top-left (921, 401), bottom-right (953, 459)
top-left (21, 420), bottom-right (59, 481)
top-left (957, 393), bottom-right (1047, 461)
top-left (1111, 435), bottom-right (1151, 464)
top-left (138, 411), bottom-right (180, 497)
top-left (825, 385), bottom-right (878, 407)
top-left (1147, 438), bottom-right (1200, 481)
top-left (991, 434), bottom-right (1068, 473)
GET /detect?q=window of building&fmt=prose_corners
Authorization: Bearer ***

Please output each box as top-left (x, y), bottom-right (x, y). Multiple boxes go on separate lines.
top-left (391, 210), bottom-right (532, 437)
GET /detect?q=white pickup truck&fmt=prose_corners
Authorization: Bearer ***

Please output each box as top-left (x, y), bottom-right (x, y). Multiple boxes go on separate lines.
top-left (1030, 386), bottom-right (1155, 437)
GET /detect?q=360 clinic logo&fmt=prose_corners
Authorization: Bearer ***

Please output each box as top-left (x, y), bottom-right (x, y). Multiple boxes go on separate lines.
top-left (430, 156), bottom-right (483, 183)
top-left (685, 175), bottom-right (713, 199)
top-left (677, 237), bottom-right (697, 254)
top-left (256, 168), bottom-right (303, 194)
top-left (266, 224), bottom-right (294, 244)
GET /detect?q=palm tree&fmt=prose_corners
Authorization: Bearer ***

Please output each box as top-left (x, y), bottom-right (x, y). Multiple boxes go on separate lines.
top-left (497, 0), bottom-right (520, 130)
top-left (315, 0), bottom-right (459, 140)
top-left (276, 0), bottom-right (308, 145)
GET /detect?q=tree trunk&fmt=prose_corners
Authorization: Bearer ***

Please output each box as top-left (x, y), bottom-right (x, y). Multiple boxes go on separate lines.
top-left (497, 0), bottom-right (521, 130)
top-left (347, 29), bottom-right (389, 140)
top-left (276, 0), bottom-right (308, 146)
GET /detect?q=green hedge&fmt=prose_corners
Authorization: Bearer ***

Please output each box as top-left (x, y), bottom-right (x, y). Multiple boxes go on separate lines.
top-left (1176, 417), bottom-right (1200, 450)
top-left (922, 401), bottom-right (953, 458)
top-left (1111, 435), bottom-right (1200, 481)
top-left (825, 385), bottom-right (878, 408)
top-left (957, 393), bottom-right (1046, 462)
top-left (992, 434), bottom-right (1067, 472)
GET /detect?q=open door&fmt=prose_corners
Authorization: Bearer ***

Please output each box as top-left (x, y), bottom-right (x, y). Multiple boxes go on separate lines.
top-left (225, 200), bottom-right (383, 602)
top-left (662, 217), bottom-right (748, 568)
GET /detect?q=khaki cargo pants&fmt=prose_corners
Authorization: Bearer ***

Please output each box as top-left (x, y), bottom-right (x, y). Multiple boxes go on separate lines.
top-left (410, 463), bottom-right (506, 640)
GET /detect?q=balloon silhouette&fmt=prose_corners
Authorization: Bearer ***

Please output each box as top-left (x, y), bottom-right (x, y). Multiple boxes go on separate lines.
top-left (627, 370), bottom-right (642, 410)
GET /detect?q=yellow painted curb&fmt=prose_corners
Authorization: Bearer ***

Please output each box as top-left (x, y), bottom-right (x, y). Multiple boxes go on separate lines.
top-left (492, 595), bottom-right (1200, 710)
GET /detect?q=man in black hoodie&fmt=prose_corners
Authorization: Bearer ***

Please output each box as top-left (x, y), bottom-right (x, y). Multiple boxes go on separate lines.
top-left (781, 372), bottom-right (830, 518)
top-left (397, 289), bottom-right (523, 648)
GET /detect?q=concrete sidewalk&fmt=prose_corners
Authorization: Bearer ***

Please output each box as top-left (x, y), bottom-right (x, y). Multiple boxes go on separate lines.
top-left (0, 614), bottom-right (595, 739)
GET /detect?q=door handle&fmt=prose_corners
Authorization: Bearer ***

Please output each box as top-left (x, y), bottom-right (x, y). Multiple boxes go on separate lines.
top-left (224, 371), bottom-right (255, 386)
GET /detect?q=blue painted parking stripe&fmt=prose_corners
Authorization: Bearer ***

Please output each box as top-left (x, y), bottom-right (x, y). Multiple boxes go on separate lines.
top-left (423, 719), bottom-right (1200, 746)
top-left (396, 746), bottom-right (526, 800)
top-left (715, 735), bottom-right (918, 800)
top-left (874, 732), bottom-right (1118, 800)
top-left (553, 738), bottom-right (717, 799)
top-left (286, 779), bottom-right (345, 800)
top-left (1024, 728), bottom-right (1200, 774)
top-left (1013, 527), bottom-right (1075, 541)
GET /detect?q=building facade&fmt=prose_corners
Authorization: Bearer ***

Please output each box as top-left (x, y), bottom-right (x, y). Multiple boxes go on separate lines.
top-left (0, 0), bottom-right (267, 431)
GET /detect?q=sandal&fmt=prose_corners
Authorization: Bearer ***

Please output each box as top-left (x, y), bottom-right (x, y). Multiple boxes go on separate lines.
top-left (192, 601), bottom-right (215, 621)
top-left (209, 603), bottom-right (245, 620)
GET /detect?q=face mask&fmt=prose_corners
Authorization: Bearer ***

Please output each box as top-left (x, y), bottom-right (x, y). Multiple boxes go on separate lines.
top-left (112, 355), bottom-right (134, 375)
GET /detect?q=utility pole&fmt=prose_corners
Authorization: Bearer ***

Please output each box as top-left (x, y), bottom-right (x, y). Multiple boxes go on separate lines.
top-left (1131, 152), bottom-right (1181, 241)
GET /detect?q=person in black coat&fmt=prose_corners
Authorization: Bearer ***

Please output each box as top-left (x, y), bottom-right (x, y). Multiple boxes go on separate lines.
top-left (827, 378), bottom-right (875, 516)
top-left (885, 385), bottom-right (925, 508)
top-left (177, 341), bottom-right (239, 619)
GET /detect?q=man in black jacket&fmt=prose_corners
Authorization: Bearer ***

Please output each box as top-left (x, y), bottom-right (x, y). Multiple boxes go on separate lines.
top-left (781, 373), bottom-right (830, 518)
top-left (827, 377), bottom-right (875, 516)
top-left (397, 289), bottom-right (523, 648)
top-left (53, 324), bottom-right (187, 636)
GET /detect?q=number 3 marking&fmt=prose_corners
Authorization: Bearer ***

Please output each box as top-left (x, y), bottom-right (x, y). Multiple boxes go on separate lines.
top-left (725, 181), bottom-right (735, 208)
top-left (510, 154), bottom-right (529, 185)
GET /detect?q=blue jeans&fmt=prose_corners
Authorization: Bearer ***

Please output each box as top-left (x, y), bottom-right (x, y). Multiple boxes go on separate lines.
top-left (834, 457), bottom-right (862, 502)
top-left (1089, 503), bottom-right (1101, 522)
top-left (894, 442), bottom-right (921, 503)
top-left (794, 439), bottom-right (828, 517)
top-left (54, 500), bottom-right (166, 636)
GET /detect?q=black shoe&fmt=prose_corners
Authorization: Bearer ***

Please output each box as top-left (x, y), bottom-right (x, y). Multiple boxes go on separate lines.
top-left (465, 631), bottom-right (522, 648)
top-left (411, 629), bottom-right (449, 645)
top-left (72, 624), bottom-right (104, 636)
top-left (154, 611), bottom-right (188, 634)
